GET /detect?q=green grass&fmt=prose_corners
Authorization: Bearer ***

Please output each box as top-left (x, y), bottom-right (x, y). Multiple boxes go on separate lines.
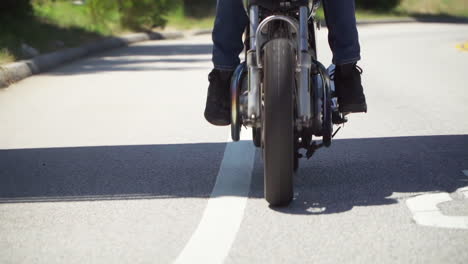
top-left (315, 8), bottom-right (408, 21)
top-left (2, 0), bottom-right (468, 65)
top-left (164, 8), bottom-right (408, 31)
top-left (0, 16), bottom-right (104, 65)
top-left (0, 1), bottom-right (122, 65)
top-left (355, 9), bottom-right (408, 19)
top-left (0, 49), bottom-right (14, 64)
top-left (164, 6), bottom-right (214, 30)
top-left (397, 0), bottom-right (468, 17)
top-left (165, 0), bottom-right (468, 31)
top-left (33, 1), bottom-right (122, 35)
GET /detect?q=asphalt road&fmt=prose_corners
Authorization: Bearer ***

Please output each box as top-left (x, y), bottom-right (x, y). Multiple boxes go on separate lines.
top-left (1, 23), bottom-right (468, 264)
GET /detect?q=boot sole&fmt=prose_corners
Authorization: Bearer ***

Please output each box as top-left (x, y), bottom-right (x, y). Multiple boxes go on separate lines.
top-left (206, 119), bottom-right (231, 126)
top-left (204, 112), bottom-right (231, 126)
top-left (339, 103), bottom-right (367, 113)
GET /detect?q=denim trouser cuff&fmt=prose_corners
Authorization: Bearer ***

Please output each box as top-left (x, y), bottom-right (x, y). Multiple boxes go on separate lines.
top-left (212, 0), bottom-right (361, 70)
top-left (333, 56), bottom-right (361, 65)
top-left (214, 65), bottom-right (237, 71)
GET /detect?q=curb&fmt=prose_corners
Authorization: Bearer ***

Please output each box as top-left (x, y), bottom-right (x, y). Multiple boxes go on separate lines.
top-left (189, 29), bottom-right (214, 36)
top-left (2, 17), bottom-right (466, 88)
top-left (356, 16), bottom-right (468, 25)
top-left (356, 18), bottom-right (417, 25)
top-left (181, 17), bottom-right (467, 37)
top-left (0, 31), bottom-right (184, 88)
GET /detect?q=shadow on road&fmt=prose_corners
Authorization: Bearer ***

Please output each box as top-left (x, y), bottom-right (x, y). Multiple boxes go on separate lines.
top-left (0, 142), bottom-right (226, 202)
top-left (47, 44), bottom-right (213, 75)
top-left (266, 135), bottom-right (468, 214)
top-left (410, 13), bottom-right (468, 24)
top-left (1, 135), bottom-right (467, 215)
top-left (110, 44), bottom-right (213, 57)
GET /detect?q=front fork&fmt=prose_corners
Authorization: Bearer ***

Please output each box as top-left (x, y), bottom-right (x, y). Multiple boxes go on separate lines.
top-left (296, 6), bottom-right (313, 128)
top-left (245, 6), bottom-right (260, 127)
top-left (244, 5), bottom-right (312, 129)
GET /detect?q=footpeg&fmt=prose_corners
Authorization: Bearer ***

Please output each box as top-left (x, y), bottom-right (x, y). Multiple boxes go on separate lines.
top-left (332, 111), bottom-right (348, 124)
top-left (305, 142), bottom-right (324, 159)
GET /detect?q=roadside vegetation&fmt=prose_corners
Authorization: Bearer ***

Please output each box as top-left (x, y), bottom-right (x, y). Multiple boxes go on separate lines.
top-left (164, 6), bottom-right (214, 31)
top-left (397, 0), bottom-right (468, 17)
top-left (1, 0), bottom-right (467, 65)
top-left (166, 0), bottom-right (468, 31)
top-left (0, 0), bottom-right (178, 65)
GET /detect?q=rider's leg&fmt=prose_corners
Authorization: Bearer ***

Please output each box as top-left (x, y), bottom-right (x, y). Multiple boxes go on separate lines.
top-left (212, 0), bottom-right (248, 70)
top-left (204, 0), bottom-right (248, 126)
top-left (323, 0), bottom-right (367, 113)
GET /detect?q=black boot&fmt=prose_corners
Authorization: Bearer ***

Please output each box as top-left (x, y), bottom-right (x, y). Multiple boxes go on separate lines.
top-left (204, 69), bottom-right (232, 126)
top-left (335, 63), bottom-right (367, 113)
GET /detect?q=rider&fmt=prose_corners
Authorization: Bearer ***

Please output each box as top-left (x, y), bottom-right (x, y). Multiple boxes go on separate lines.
top-left (204, 0), bottom-right (367, 126)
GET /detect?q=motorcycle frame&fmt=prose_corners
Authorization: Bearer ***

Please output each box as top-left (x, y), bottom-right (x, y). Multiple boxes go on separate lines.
top-left (232, 0), bottom-right (333, 139)
top-left (242, 1), bottom-right (318, 128)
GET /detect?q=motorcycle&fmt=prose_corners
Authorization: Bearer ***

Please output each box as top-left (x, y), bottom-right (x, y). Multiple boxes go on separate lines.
top-left (231, 0), bottom-right (347, 206)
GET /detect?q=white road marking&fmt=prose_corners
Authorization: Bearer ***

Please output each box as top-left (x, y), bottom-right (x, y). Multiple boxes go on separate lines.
top-left (405, 170), bottom-right (468, 229)
top-left (461, 170), bottom-right (468, 199)
top-left (174, 129), bottom-right (255, 264)
top-left (406, 193), bottom-right (468, 229)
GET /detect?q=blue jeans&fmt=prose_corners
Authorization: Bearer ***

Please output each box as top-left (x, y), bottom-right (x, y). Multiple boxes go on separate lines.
top-left (212, 0), bottom-right (361, 70)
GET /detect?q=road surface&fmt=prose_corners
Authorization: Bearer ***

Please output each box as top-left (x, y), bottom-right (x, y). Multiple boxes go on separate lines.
top-left (1, 23), bottom-right (468, 264)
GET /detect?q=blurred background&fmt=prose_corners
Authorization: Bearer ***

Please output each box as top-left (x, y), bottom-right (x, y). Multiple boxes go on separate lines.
top-left (1, 0), bottom-right (467, 65)
top-left (0, 1), bottom-right (467, 262)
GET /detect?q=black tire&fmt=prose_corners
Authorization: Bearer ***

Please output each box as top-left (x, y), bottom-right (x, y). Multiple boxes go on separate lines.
top-left (322, 76), bottom-right (333, 147)
top-left (263, 38), bottom-right (295, 206)
top-left (294, 152), bottom-right (299, 172)
top-left (253, 128), bottom-right (262, 147)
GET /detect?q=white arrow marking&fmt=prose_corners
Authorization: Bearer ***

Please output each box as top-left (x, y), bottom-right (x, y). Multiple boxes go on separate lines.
top-left (174, 129), bottom-right (255, 264)
top-left (406, 170), bottom-right (468, 229)
top-left (460, 170), bottom-right (468, 199)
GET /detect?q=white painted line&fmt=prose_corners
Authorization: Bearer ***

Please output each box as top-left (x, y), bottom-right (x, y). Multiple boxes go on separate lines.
top-left (406, 170), bottom-right (468, 229)
top-left (174, 129), bottom-right (255, 264)
top-left (461, 170), bottom-right (468, 199)
top-left (406, 192), bottom-right (451, 212)
top-left (457, 187), bottom-right (468, 199)
top-left (406, 192), bottom-right (468, 229)
top-left (412, 211), bottom-right (468, 229)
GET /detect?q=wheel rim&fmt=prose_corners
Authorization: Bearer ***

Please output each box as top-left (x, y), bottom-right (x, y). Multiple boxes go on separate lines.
top-left (230, 63), bottom-right (245, 142)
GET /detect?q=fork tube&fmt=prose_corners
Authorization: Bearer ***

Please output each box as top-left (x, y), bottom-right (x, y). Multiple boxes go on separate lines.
top-left (297, 5), bottom-right (312, 126)
top-left (247, 5), bottom-right (261, 126)
top-left (299, 6), bottom-right (309, 52)
top-left (250, 6), bottom-right (259, 51)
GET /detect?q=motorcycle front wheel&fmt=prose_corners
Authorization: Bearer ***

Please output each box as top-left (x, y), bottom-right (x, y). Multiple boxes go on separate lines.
top-left (262, 38), bottom-right (295, 206)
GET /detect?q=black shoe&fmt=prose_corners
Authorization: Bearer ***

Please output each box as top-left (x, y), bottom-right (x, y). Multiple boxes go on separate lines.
top-left (204, 69), bottom-right (233, 126)
top-left (335, 63), bottom-right (367, 113)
